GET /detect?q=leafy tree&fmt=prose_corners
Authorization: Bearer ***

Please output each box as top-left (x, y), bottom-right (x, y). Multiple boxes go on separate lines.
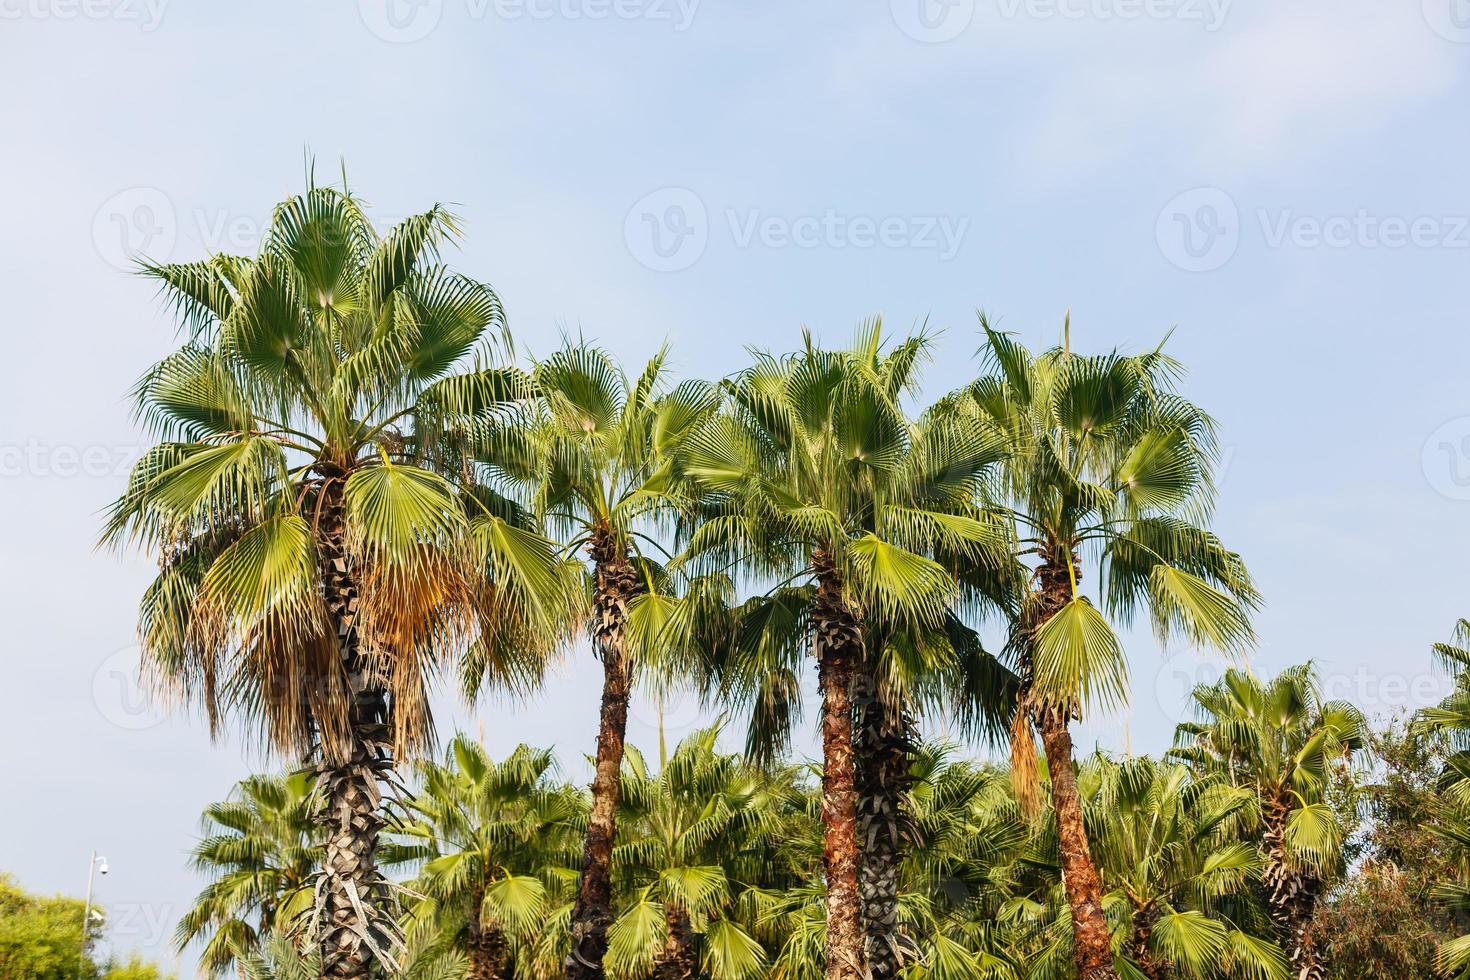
top-left (941, 317), bottom-right (1258, 979)
top-left (98, 955), bottom-right (176, 980)
top-left (0, 876), bottom-right (173, 980)
top-left (105, 179), bottom-right (573, 979)
top-left (1172, 666), bottom-right (1366, 980)
top-left (177, 772), bottom-right (320, 975)
top-left (1412, 620), bottom-right (1470, 978)
top-left (0, 874), bottom-right (98, 980)
top-left (680, 324), bottom-right (1003, 980)
top-left (387, 737), bottom-right (586, 980)
top-left (473, 341), bottom-right (719, 979)
top-left (1316, 720), bottom-right (1459, 978)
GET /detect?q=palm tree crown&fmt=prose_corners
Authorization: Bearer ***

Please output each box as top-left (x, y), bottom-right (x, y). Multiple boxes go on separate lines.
top-left (679, 321), bottom-right (1007, 980)
top-left (388, 736), bottom-right (587, 980)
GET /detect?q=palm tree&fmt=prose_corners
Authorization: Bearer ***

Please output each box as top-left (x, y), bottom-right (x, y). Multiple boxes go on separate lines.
top-left (386, 736), bottom-right (587, 980)
top-left (177, 772), bottom-right (321, 976)
top-left (941, 316), bottom-right (1259, 980)
top-left (1172, 666), bottom-right (1366, 980)
top-left (474, 342), bottom-right (719, 979)
top-left (105, 179), bottom-right (574, 979)
top-left (1077, 754), bottom-right (1287, 980)
top-left (679, 322), bottom-right (1003, 980)
top-left (882, 742), bottom-right (1035, 979)
top-left (604, 727), bottom-right (795, 980)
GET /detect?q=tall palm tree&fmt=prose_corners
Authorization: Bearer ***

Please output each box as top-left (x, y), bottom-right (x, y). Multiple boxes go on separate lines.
top-left (177, 772), bottom-right (320, 976)
top-left (105, 179), bottom-right (573, 979)
top-left (942, 316), bottom-right (1259, 980)
top-left (475, 342), bottom-right (719, 979)
top-left (387, 736), bottom-right (587, 980)
top-left (1171, 666), bottom-right (1366, 980)
top-left (679, 322), bottom-right (1004, 980)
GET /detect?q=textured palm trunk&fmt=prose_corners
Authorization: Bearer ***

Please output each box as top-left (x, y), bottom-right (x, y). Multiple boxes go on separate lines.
top-left (468, 886), bottom-right (511, 980)
top-left (1261, 794), bottom-right (1324, 980)
top-left (1130, 905), bottom-right (1164, 980)
top-left (1029, 556), bottom-right (1118, 980)
top-left (855, 668), bottom-right (915, 980)
top-left (1037, 707), bottom-right (1117, 979)
top-left (811, 549), bottom-right (867, 980)
top-left (566, 524), bottom-right (641, 980)
top-left (316, 479), bottom-right (395, 980)
top-left (652, 904), bottom-right (697, 980)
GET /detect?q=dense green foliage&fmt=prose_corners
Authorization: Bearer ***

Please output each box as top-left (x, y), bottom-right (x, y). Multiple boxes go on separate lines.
top-left (91, 178), bottom-right (1470, 979)
top-left (160, 702), bottom-right (1470, 980)
top-left (0, 876), bottom-right (172, 980)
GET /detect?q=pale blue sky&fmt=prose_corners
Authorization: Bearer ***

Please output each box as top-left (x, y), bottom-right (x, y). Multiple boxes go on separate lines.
top-left (3, 0), bottom-right (1470, 973)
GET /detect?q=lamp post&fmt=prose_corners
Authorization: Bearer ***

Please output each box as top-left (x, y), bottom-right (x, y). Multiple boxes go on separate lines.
top-left (80, 852), bottom-right (108, 976)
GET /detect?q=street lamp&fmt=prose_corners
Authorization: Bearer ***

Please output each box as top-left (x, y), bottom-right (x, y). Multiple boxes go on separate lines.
top-left (80, 852), bottom-right (108, 976)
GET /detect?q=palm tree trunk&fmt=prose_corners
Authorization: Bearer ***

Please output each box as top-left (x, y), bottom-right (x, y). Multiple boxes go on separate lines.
top-left (468, 886), bottom-right (511, 980)
top-left (812, 549), bottom-right (866, 980)
top-left (855, 669), bottom-right (915, 980)
top-left (1036, 705), bottom-right (1117, 980)
top-left (1131, 904), bottom-right (1164, 980)
top-left (566, 524), bottom-right (641, 980)
top-left (1028, 554), bottom-right (1117, 980)
top-left (316, 480), bottom-right (394, 980)
top-left (652, 904), bottom-right (697, 980)
top-left (1261, 794), bottom-right (1324, 980)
